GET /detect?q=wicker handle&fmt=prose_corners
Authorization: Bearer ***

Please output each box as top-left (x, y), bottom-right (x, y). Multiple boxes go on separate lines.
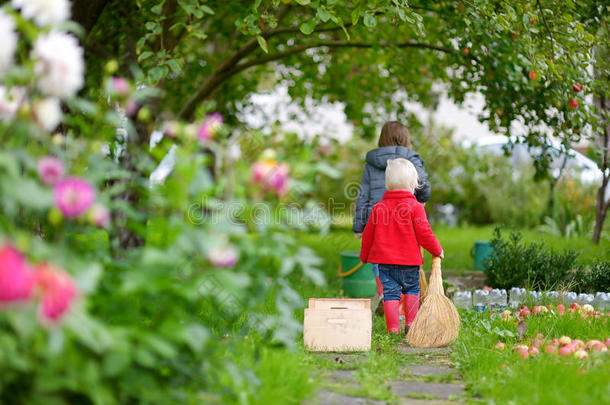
top-left (428, 257), bottom-right (443, 295)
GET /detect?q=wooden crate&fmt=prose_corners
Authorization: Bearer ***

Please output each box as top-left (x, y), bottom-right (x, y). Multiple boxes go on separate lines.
top-left (303, 298), bottom-right (372, 352)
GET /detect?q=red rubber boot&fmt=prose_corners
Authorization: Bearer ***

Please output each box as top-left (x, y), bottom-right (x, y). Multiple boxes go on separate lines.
top-left (404, 294), bottom-right (419, 330)
top-left (383, 300), bottom-right (400, 334)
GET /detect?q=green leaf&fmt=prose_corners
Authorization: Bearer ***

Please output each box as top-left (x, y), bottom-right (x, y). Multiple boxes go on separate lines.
top-left (363, 13), bottom-right (376, 28)
top-left (256, 35), bottom-right (269, 53)
top-left (317, 8), bottom-right (331, 22)
top-left (300, 20), bottom-right (316, 35)
top-left (351, 8), bottom-right (361, 26)
top-left (295, 0), bottom-right (310, 4)
top-left (167, 59), bottom-right (181, 73)
top-left (137, 51), bottom-right (154, 63)
top-left (148, 66), bottom-right (168, 83)
top-left (201, 5), bottom-right (215, 14)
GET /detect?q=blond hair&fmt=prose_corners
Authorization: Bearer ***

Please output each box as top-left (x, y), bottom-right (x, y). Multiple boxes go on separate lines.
top-left (385, 158), bottom-right (419, 192)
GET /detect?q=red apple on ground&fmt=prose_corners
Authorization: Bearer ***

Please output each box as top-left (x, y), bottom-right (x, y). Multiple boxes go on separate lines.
top-left (494, 342), bottom-right (506, 350)
top-left (573, 339), bottom-right (585, 350)
top-left (590, 342), bottom-right (608, 352)
top-left (586, 340), bottom-right (602, 349)
top-left (582, 304), bottom-right (594, 313)
top-left (515, 345), bottom-right (529, 359)
top-left (569, 98), bottom-right (579, 108)
top-left (557, 304), bottom-right (566, 311)
top-left (573, 82), bottom-right (583, 92)
top-left (571, 303), bottom-right (580, 309)
top-left (529, 346), bottom-right (540, 356)
top-left (604, 338), bottom-right (610, 346)
top-left (544, 345), bottom-right (557, 354)
top-left (552, 338), bottom-right (559, 345)
top-left (531, 338), bottom-right (543, 348)
top-left (559, 344), bottom-right (575, 357)
top-left (574, 350), bottom-right (588, 359)
top-left (520, 308), bottom-right (531, 318)
top-left (536, 333), bottom-right (544, 339)
top-left (559, 336), bottom-right (572, 346)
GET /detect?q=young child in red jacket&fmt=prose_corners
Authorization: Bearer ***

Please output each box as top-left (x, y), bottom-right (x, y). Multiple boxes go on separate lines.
top-left (360, 158), bottom-right (443, 334)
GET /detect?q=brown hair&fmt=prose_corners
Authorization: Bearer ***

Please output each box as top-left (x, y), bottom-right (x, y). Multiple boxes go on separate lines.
top-left (378, 121), bottom-right (412, 149)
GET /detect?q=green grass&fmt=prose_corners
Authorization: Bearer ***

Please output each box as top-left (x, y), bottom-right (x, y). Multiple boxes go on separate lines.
top-left (453, 309), bottom-right (610, 405)
top-left (299, 225), bottom-right (610, 275)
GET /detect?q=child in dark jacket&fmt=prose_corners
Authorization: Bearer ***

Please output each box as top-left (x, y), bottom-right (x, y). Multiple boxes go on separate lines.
top-left (360, 158), bottom-right (443, 334)
top-left (353, 121), bottom-right (431, 300)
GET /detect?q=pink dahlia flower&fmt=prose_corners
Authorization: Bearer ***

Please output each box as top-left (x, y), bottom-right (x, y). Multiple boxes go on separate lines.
top-left (53, 177), bottom-right (96, 218)
top-left (251, 159), bottom-right (290, 196)
top-left (207, 244), bottom-right (239, 268)
top-left (0, 245), bottom-right (34, 303)
top-left (197, 112), bottom-right (223, 141)
top-left (37, 156), bottom-right (65, 186)
top-left (111, 77), bottom-right (130, 95)
top-left (34, 263), bottom-right (77, 322)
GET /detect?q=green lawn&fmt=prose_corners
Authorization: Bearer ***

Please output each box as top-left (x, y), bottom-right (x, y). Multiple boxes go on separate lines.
top-left (300, 224), bottom-right (610, 274)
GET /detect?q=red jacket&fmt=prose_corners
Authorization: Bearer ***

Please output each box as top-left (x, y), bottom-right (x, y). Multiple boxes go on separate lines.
top-left (359, 190), bottom-right (442, 265)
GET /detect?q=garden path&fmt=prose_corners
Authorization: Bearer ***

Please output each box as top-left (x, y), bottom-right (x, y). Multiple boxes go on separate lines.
top-left (307, 345), bottom-right (464, 404)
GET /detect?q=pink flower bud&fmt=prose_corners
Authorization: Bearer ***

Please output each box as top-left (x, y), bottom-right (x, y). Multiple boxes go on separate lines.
top-left (34, 263), bottom-right (77, 322)
top-left (0, 245), bottom-right (34, 303)
top-left (111, 77), bottom-right (130, 95)
top-left (53, 177), bottom-right (96, 218)
top-left (37, 156), bottom-right (65, 186)
top-left (207, 244), bottom-right (239, 268)
top-left (88, 203), bottom-right (110, 228)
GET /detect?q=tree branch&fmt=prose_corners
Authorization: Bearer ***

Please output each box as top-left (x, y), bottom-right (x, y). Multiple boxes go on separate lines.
top-left (178, 39), bottom-right (452, 119)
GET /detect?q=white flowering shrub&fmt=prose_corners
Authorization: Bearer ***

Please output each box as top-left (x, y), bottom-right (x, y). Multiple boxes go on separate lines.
top-left (0, 3), bottom-right (325, 403)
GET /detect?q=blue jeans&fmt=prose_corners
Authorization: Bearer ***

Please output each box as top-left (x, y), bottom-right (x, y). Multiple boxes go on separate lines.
top-left (378, 264), bottom-right (420, 301)
top-left (372, 263), bottom-right (379, 278)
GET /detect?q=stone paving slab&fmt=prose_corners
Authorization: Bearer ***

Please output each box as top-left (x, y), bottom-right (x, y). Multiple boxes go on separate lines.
top-left (406, 365), bottom-right (455, 378)
top-left (399, 399), bottom-right (461, 405)
top-left (321, 369), bottom-right (360, 390)
top-left (398, 344), bottom-right (452, 355)
top-left (316, 353), bottom-right (368, 368)
top-left (308, 389), bottom-right (387, 405)
top-left (389, 381), bottom-right (464, 400)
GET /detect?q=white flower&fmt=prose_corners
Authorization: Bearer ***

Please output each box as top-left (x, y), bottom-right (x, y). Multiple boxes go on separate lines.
top-left (31, 31), bottom-right (84, 99)
top-left (33, 97), bottom-right (62, 131)
top-left (0, 11), bottom-right (18, 76)
top-left (0, 86), bottom-right (26, 120)
top-left (12, 0), bottom-right (70, 27)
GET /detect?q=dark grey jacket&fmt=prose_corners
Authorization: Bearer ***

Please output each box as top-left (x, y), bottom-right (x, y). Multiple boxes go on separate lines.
top-left (352, 146), bottom-right (431, 233)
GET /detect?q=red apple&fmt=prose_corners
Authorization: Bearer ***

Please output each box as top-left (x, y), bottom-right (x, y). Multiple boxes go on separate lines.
top-left (592, 343), bottom-right (608, 352)
top-left (462, 48), bottom-right (470, 55)
top-left (544, 345), bottom-right (557, 354)
top-left (520, 305), bottom-right (529, 311)
top-left (514, 345), bottom-right (529, 359)
top-left (531, 338), bottom-right (543, 348)
top-left (558, 344), bottom-right (575, 357)
top-left (586, 340), bottom-right (602, 350)
top-left (557, 304), bottom-right (566, 312)
top-left (573, 339), bottom-right (585, 350)
top-left (530, 18), bottom-right (534, 25)
top-left (552, 338), bottom-right (559, 345)
top-left (604, 338), bottom-right (610, 346)
top-left (520, 308), bottom-right (531, 318)
top-left (574, 349), bottom-right (588, 360)
top-left (494, 342), bottom-right (506, 350)
top-left (569, 98), bottom-right (579, 108)
top-left (530, 346), bottom-right (540, 356)
top-left (529, 70), bottom-right (537, 80)
top-left (582, 304), bottom-right (594, 313)
top-left (571, 303), bottom-right (580, 309)
top-left (559, 336), bottom-right (572, 346)
top-left (573, 82), bottom-right (583, 92)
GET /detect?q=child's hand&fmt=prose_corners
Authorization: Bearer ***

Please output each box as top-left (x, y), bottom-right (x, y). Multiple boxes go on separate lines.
top-left (354, 233), bottom-right (362, 239)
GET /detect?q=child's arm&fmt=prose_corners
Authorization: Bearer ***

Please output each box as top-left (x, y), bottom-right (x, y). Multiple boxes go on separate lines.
top-left (359, 206), bottom-right (377, 263)
top-left (412, 203), bottom-right (443, 257)
top-left (353, 166), bottom-right (371, 234)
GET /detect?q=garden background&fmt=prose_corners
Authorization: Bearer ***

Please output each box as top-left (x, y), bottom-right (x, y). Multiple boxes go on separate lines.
top-left (0, 0), bottom-right (609, 404)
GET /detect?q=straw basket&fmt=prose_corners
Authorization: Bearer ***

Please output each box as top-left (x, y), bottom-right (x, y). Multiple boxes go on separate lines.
top-left (406, 257), bottom-right (460, 348)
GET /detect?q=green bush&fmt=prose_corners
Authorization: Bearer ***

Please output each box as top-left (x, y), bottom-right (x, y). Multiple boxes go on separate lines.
top-left (484, 228), bottom-right (580, 290)
top-left (571, 261), bottom-right (610, 293)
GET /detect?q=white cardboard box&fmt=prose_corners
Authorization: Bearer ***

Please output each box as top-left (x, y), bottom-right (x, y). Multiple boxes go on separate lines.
top-left (303, 298), bottom-right (372, 352)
